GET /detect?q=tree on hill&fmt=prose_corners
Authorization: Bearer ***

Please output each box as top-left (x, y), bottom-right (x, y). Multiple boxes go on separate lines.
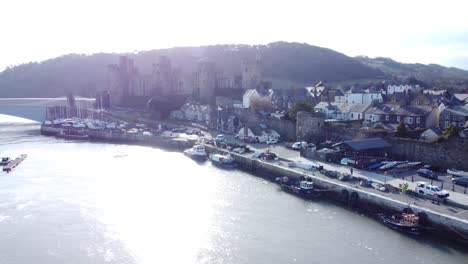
top-left (288, 100), bottom-right (313, 120)
top-left (396, 121), bottom-right (407, 137)
top-left (443, 125), bottom-right (459, 138)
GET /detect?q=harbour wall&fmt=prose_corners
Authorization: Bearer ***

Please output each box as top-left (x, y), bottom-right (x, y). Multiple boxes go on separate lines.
top-left (204, 144), bottom-right (468, 239)
top-left (41, 126), bottom-right (194, 152)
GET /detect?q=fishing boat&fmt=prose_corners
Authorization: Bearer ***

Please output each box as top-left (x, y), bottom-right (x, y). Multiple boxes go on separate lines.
top-left (377, 212), bottom-right (422, 235)
top-left (209, 153), bottom-right (236, 168)
top-left (0, 157), bottom-right (11, 166)
top-left (447, 169), bottom-right (468, 178)
top-left (183, 145), bottom-right (208, 161)
top-left (278, 177), bottom-right (322, 199)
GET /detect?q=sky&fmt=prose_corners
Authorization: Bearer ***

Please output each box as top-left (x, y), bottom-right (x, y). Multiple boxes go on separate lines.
top-left (1, 0), bottom-right (468, 71)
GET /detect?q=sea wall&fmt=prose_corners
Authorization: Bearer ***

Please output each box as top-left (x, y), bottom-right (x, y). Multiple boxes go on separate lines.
top-left (40, 125), bottom-right (194, 151)
top-left (203, 144), bottom-right (468, 238)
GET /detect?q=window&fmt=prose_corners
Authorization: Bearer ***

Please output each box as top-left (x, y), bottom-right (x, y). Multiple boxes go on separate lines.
top-left (397, 116), bottom-right (401, 122)
top-left (385, 115), bottom-right (389, 121)
top-left (408, 117), bottom-right (413, 124)
top-left (445, 121), bottom-right (449, 127)
top-left (416, 117), bottom-right (420, 124)
top-left (351, 113), bottom-right (354, 118)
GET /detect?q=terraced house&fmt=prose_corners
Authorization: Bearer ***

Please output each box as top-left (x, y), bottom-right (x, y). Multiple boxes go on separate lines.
top-left (439, 105), bottom-right (468, 130)
top-left (364, 104), bottom-right (438, 129)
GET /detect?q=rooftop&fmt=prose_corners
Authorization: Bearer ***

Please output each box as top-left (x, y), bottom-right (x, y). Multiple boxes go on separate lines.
top-left (334, 138), bottom-right (391, 151)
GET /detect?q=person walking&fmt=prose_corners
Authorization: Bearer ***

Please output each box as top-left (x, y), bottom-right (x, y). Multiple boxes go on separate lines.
top-left (432, 193), bottom-right (439, 205)
top-left (350, 167), bottom-right (353, 175)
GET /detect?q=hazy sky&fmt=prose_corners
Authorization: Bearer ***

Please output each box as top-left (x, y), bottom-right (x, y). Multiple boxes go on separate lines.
top-left (1, 0), bottom-right (468, 71)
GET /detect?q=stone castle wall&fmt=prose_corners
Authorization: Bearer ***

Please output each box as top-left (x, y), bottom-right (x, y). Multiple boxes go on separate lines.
top-left (387, 137), bottom-right (468, 170)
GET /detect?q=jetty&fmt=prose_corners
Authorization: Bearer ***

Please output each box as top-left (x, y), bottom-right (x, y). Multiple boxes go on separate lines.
top-left (3, 154), bottom-right (27, 172)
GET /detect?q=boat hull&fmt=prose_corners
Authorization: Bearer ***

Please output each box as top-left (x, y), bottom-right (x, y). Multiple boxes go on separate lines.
top-left (377, 214), bottom-right (422, 235)
top-left (281, 184), bottom-right (322, 199)
top-left (184, 151), bottom-right (207, 162)
top-left (210, 159), bottom-right (237, 169)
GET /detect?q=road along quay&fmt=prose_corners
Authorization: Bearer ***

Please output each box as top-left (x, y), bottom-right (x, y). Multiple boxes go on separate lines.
top-left (203, 144), bottom-right (468, 243)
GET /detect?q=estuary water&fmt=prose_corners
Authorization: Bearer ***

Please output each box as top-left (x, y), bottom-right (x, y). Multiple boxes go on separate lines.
top-left (0, 114), bottom-right (467, 264)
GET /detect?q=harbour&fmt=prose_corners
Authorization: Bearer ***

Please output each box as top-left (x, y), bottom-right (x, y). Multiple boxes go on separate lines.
top-left (1, 114), bottom-right (468, 264)
top-left (36, 118), bottom-right (468, 244)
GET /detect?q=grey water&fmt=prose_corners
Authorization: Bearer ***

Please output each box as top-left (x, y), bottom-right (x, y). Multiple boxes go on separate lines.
top-left (0, 113), bottom-right (467, 264)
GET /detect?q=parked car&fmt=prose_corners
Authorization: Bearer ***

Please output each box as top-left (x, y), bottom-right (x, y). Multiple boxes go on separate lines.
top-left (415, 182), bottom-right (449, 199)
top-left (266, 138), bottom-right (278, 144)
top-left (215, 134), bottom-right (225, 142)
top-left (291, 141), bottom-right (307, 150)
top-left (417, 168), bottom-right (438, 179)
top-left (452, 177), bottom-right (468, 187)
top-left (262, 152), bottom-right (278, 160)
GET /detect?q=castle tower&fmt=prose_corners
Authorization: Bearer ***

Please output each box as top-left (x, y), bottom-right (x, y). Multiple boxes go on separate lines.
top-left (241, 50), bottom-right (262, 90)
top-left (152, 56), bottom-right (174, 95)
top-left (194, 60), bottom-right (216, 101)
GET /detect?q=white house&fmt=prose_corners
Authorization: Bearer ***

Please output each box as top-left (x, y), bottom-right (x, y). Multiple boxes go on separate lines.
top-left (236, 126), bottom-right (280, 143)
top-left (242, 88), bottom-right (276, 109)
top-left (386, 85), bottom-right (414, 94)
top-left (169, 103), bottom-right (212, 124)
top-left (314, 102), bottom-right (370, 121)
top-left (344, 89), bottom-right (382, 104)
top-left (420, 128), bottom-right (442, 141)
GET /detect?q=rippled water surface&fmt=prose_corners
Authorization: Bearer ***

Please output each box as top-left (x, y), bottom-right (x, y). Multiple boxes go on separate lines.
top-left (0, 113), bottom-right (467, 264)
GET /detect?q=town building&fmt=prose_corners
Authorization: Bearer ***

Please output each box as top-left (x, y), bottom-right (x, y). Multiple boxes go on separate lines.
top-left (439, 105), bottom-right (468, 130)
top-left (305, 82), bottom-right (340, 104)
top-left (420, 128), bottom-right (442, 142)
top-left (364, 104), bottom-right (437, 129)
top-left (333, 138), bottom-right (391, 160)
top-left (236, 126), bottom-right (280, 143)
top-left (344, 87), bottom-right (383, 104)
top-left (169, 102), bottom-right (212, 125)
top-left (314, 102), bottom-right (370, 121)
top-left (386, 84), bottom-right (414, 94)
top-left (242, 83), bottom-right (274, 111)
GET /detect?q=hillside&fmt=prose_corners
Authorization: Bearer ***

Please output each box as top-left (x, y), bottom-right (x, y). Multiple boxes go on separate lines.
top-left (355, 56), bottom-right (468, 91)
top-left (2, 42), bottom-right (468, 98)
top-left (0, 42), bottom-right (384, 98)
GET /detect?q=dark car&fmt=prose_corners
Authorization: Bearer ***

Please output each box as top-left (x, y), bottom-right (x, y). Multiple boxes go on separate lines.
top-left (417, 169), bottom-right (438, 179)
top-left (452, 177), bottom-right (468, 187)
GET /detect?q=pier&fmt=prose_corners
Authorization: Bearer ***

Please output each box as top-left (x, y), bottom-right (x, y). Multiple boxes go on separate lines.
top-left (3, 154), bottom-right (27, 172)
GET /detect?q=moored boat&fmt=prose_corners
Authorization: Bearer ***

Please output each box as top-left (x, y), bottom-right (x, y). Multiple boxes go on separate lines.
top-left (183, 145), bottom-right (208, 161)
top-left (209, 153), bottom-right (236, 168)
top-left (277, 177), bottom-right (322, 199)
top-left (377, 212), bottom-right (422, 235)
top-left (0, 157), bottom-right (11, 166)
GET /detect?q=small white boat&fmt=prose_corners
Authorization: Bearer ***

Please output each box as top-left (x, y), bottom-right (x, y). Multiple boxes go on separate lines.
top-left (209, 153), bottom-right (236, 168)
top-left (183, 145), bottom-right (208, 161)
top-left (447, 169), bottom-right (468, 177)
